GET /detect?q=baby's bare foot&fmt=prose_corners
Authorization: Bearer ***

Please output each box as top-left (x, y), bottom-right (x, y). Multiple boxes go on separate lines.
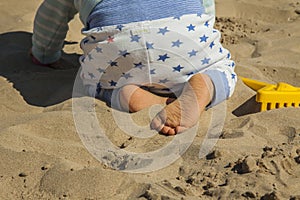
top-left (150, 74), bottom-right (214, 135)
top-left (119, 85), bottom-right (167, 112)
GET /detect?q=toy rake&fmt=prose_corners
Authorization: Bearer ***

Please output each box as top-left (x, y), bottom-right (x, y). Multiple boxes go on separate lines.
top-left (241, 77), bottom-right (300, 111)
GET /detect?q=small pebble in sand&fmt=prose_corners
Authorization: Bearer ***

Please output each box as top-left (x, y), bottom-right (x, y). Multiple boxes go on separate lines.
top-left (296, 148), bottom-right (300, 156)
top-left (294, 156), bottom-right (300, 164)
top-left (241, 157), bottom-right (256, 173)
top-left (290, 195), bottom-right (300, 200)
top-left (242, 191), bottom-right (256, 198)
top-left (41, 164), bottom-right (51, 171)
top-left (18, 172), bottom-right (28, 177)
top-left (233, 156), bottom-right (257, 174)
top-left (206, 150), bottom-right (222, 160)
top-left (261, 191), bottom-right (280, 200)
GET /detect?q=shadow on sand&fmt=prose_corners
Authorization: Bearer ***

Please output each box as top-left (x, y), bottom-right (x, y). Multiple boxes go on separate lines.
top-left (0, 31), bottom-right (81, 107)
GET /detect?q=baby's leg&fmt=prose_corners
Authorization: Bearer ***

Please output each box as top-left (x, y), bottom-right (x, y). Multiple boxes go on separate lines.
top-left (150, 74), bottom-right (214, 135)
top-left (119, 85), bottom-right (168, 113)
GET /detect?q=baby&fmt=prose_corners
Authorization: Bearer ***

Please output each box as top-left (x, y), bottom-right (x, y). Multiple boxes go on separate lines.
top-left (31, 0), bottom-right (237, 135)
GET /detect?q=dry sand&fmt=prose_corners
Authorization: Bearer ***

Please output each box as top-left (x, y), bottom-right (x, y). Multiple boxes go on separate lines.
top-left (1, 0), bottom-right (300, 199)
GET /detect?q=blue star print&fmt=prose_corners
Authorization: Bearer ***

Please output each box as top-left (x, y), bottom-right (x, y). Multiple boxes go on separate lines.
top-left (173, 65), bottom-right (184, 72)
top-left (131, 34), bottom-right (141, 42)
top-left (109, 80), bottom-right (117, 86)
top-left (121, 73), bottom-right (133, 79)
top-left (219, 48), bottom-right (223, 53)
top-left (200, 35), bottom-right (209, 43)
top-left (204, 21), bottom-right (210, 27)
top-left (158, 53), bottom-right (170, 62)
top-left (157, 27), bottom-right (170, 35)
top-left (108, 60), bottom-right (118, 67)
top-left (97, 68), bottom-right (105, 73)
top-left (119, 50), bottom-right (130, 57)
top-left (209, 41), bottom-right (215, 49)
top-left (186, 71), bottom-right (195, 76)
top-left (146, 42), bottom-right (154, 49)
top-left (201, 57), bottom-right (210, 65)
top-left (95, 47), bottom-right (102, 53)
top-left (188, 49), bottom-right (198, 57)
top-left (134, 62), bottom-right (145, 69)
top-left (172, 40), bottom-right (183, 47)
top-left (116, 24), bottom-right (124, 31)
top-left (150, 69), bottom-right (156, 74)
top-left (159, 78), bottom-right (169, 84)
top-left (88, 72), bottom-right (95, 79)
top-left (231, 74), bottom-right (236, 79)
top-left (187, 24), bottom-right (195, 31)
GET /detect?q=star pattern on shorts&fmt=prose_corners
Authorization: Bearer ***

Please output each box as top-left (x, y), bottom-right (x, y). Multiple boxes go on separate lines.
top-left (109, 80), bottom-right (117, 86)
top-left (134, 62), bottom-right (146, 69)
top-left (204, 21), bottom-right (210, 27)
top-left (108, 60), bottom-right (118, 67)
top-left (97, 68), bottom-right (106, 73)
top-left (157, 27), bottom-right (170, 35)
top-left (88, 72), bottom-right (95, 79)
top-left (173, 65), bottom-right (184, 72)
top-left (119, 50), bottom-right (130, 57)
top-left (131, 34), bottom-right (141, 42)
top-left (116, 24), bottom-right (124, 31)
top-left (187, 24), bottom-right (196, 31)
top-left (150, 69), bottom-right (156, 74)
top-left (219, 48), bottom-right (223, 53)
top-left (157, 53), bottom-right (170, 62)
top-left (82, 14), bottom-right (235, 100)
top-left (201, 57), bottom-right (211, 65)
top-left (159, 78), bottom-right (169, 83)
top-left (231, 73), bottom-right (236, 79)
top-left (121, 73), bottom-right (133, 79)
top-left (199, 34), bottom-right (209, 43)
top-left (188, 49), bottom-right (198, 57)
top-left (186, 71), bottom-right (195, 77)
top-left (95, 47), bottom-right (103, 53)
top-left (172, 39), bottom-right (183, 47)
top-left (146, 42), bottom-right (154, 49)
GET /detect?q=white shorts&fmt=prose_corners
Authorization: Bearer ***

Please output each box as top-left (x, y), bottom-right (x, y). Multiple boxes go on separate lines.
top-left (80, 13), bottom-right (236, 103)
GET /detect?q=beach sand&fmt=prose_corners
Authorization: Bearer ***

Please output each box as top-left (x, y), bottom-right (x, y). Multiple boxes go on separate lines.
top-left (1, 0), bottom-right (300, 199)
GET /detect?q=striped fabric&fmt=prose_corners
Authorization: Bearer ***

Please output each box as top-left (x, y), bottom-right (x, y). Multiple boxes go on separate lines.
top-left (32, 0), bottom-right (102, 64)
top-left (32, 0), bottom-right (215, 64)
top-left (32, 0), bottom-right (77, 63)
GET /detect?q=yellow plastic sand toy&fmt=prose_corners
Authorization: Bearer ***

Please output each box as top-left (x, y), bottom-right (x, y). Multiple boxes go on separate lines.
top-left (240, 77), bottom-right (300, 111)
